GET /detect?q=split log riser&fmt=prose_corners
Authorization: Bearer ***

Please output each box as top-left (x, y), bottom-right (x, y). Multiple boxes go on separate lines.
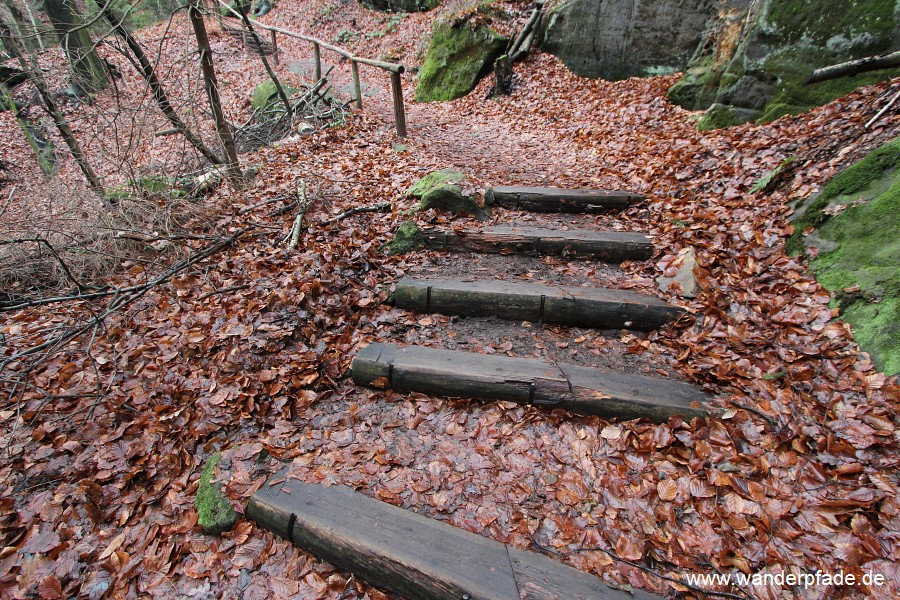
top-left (394, 279), bottom-right (683, 331)
top-left (247, 474), bottom-right (662, 599)
top-left (421, 229), bottom-right (653, 261)
top-left (352, 344), bottom-right (710, 421)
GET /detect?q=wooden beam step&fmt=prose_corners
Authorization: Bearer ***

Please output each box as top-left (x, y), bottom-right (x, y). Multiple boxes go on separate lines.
top-left (394, 278), bottom-right (683, 331)
top-left (352, 343), bottom-right (711, 421)
top-left (248, 470), bottom-right (665, 600)
top-left (487, 186), bottom-right (645, 213)
top-left (421, 226), bottom-right (653, 262)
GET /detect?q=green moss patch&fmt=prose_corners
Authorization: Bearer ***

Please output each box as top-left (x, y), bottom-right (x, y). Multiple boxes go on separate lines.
top-left (195, 452), bottom-right (240, 535)
top-left (388, 221), bottom-right (423, 254)
top-left (790, 139), bottom-right (900, 374)
top-left (697, 103), bottom-right (761, 131)
top-left (407, 168), bottom-right (466, 198)
top-left (414, 17), bottom-right (508, 102)
top-left (360, 0), bottom-right (440, 12)
top-left (406, 169), bottom-right (488, 219)
top-left (251, 80), bottom-right (298, 112)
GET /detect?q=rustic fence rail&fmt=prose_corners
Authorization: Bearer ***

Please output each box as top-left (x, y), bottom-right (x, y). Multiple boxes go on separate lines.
top-left (213, 1), bottom-right (407, 137)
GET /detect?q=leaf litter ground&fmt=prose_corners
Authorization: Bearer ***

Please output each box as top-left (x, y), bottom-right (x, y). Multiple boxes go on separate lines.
top-left (1, 2), bottom-right (899, 598)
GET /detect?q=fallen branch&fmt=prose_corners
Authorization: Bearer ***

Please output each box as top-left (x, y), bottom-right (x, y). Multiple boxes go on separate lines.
top-left (321, 201), bottom-right (390, 225)
top-left (0, 226), bottom-right (255, 313)
top-left (287, 180), bottom-right (308, 249)
top-left (865, 88), bottom-right (899, 129)
top-left (805, 50), bottom-right (900, 85)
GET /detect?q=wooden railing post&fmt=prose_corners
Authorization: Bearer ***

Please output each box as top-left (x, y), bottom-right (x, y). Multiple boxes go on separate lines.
top-left (351, 60), bottom-right (362, 108)
top-left (242, 28), bottom-right (249, 55)
top-left (313, 42), bottom-right (321, 81)
top-left (391, 72), bottom-right (406, 139)
top-left (270, 30), bottom-right (279, 66)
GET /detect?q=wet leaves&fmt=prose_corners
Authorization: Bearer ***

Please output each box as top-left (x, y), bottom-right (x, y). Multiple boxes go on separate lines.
top-left (1, 3), bottom-right (899, 599)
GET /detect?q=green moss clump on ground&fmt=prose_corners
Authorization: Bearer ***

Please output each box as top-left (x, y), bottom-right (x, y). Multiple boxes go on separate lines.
top-left (195, 452), bottom-right (240, 535)
top-left (414, 17), bottom-right (508, 102)
top-left (697, 103), bottom-right (762, 131)
top-left (407, 168), bottom-right (466, 197)
top-left (790, 138), bottom-right (900, 374)
top-left (251, 80), bottom-right (298, 112)
top-left (388, 221), bottom-right (423, 254)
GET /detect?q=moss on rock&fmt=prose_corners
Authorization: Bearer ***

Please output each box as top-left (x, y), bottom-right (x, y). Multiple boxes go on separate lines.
top-left (790, 139), bottom-right (900, 375)
top-left (407, 168), bottom-right (466, 198)
top-left (697, 103), bottom-right (762, 131)
top-left (388, 221), bottom-right (423, 254)
top-left (195, 452), bottom-right (240, 535)
top-left (406, 169), bottom-right (488, 219)
top-left (414, 17), bottom-right (507, 102)
top-left (251, 80), bottom-right (298, 112)
top-left (669, 0), bottom-right (898, 129)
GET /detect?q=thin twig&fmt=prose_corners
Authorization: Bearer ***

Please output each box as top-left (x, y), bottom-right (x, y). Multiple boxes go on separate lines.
top-left (321, 201), bottom-right (390, 225)
top-left (865, 89), bottom-right (899, 129)
top-left (729, 399), bottom-right (781, 429)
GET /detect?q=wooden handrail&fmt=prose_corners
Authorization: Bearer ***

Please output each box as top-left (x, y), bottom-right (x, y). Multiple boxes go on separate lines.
top-left (212, 0), bottom-right (407, 137)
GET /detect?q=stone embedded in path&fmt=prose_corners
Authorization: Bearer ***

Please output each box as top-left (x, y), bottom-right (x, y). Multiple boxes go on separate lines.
top-left (248, 469), bottom-right (666, 600)
top-left (421, 225), bottom-right (653, 262)
top-left (353, 343), bottom-right (712, 421)
top-left (486, 186), bottom-right (645, 213)
top-left (394, 278), bottom-right (683, 331)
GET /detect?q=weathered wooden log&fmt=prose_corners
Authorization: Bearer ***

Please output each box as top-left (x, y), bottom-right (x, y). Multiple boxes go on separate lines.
top-left (248, 471), bottom-right (665, 600)
top-left (805, 50), bottom-right (900, 85)
top-left (352, 343), bottom-right (711, 421)
top-left (394, 278), bottom-right (683, 331)
top-left (421, 226), bottom-right (652, 262)
top-left (486, 186), bottom-right (645, 213)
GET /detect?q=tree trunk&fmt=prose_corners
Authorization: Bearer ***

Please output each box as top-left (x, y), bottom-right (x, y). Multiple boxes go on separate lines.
top-left (40, 0), bottom-right (108, 96)
top-left (188, 2), bottom-right (243, 188)
top-left (101, 5), bottom-right (224, 166)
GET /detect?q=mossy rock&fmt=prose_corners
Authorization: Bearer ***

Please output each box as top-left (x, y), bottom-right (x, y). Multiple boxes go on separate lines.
top-left (388, 221), bottom-right (423, 254)
top-left (790, 138), bottom-right (900, 375)
top-left (420, 183), bottom-right (488, 219)
top-left (414, 17), bottom-right (508, 102)
top-left (195, 452), bottom-right (240, 535)
top-left (406, 169), bottom-right (488, 219)
top-left (406, 168), bottom-right (466, 198)
top-left (697, 103), bottom-right (763, 131)
top-left (668, 0), bottom-right (899, 129)
top-left (251, 80), bottom-right (298, 112)
top-left (360, 0), bottom-right (440, 12)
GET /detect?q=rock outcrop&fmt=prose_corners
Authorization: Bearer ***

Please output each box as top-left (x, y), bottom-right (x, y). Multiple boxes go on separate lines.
top-left (789, 139), bottom-right (900, 376)
top-left (539, 0), bottom-right (718, 79)
top-left (415, 17), bottom-right (508, 102)
top-left (669, 0), bottom-right (900, 128)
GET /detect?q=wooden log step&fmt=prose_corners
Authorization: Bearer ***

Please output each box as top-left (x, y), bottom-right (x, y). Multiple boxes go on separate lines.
top-left (421, 226), bottom-right (653, 262)
top-left (352, 343), bottom-right (712, 421)
top-left (248, 470), bottom-right (665, 600)
top-left (394, 278), bottom-right (683, 331)
top-left (487, 186), bottom-right (645, 213)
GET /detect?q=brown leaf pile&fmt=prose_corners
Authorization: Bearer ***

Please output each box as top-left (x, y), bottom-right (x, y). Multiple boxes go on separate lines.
top-left (1, 2), bottom-right (899, 598)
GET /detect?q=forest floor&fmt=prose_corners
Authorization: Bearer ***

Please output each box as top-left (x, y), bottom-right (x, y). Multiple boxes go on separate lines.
top-left (1, 1), bottom-right (899, 599)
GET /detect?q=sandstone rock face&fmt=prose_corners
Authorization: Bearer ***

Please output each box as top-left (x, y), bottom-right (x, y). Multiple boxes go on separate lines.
top-left (669, 0), bottom-right (900, 128)
top-left (540, 0), bottom-right (718, 80)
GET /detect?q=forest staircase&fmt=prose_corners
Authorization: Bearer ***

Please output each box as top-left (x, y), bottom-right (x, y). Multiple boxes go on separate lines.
top-left (250, 185), bottom-right (710, 599)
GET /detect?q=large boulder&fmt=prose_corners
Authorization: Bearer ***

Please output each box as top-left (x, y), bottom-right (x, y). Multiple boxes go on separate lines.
top-left (789, 139), bottom-right (900, 376)
top-left (669, 0), bottom-right (900, 127)
top-left (360, 0), bottom-right (440, 12)
top-left (539, 0), bottom-right (717, 80)
top-left (415, 17), bottom-right (508, 102)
